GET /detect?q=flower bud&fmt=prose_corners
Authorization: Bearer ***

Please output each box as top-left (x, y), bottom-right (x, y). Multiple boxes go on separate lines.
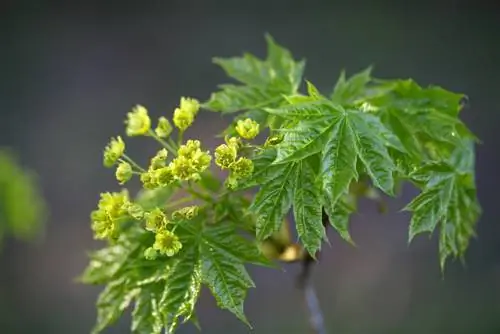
top-left (235, 118), bottom-right (259, 140)
top-left (145, 208), bottom-right (169, 232)
top-left (215, 144), bottom-right (237, 169)
top-left (172, 206), bottom-right (199, 221)
top-left (115, 162), bottom-right (132, 185)
top-left (103, 136), bottom-right (125, 167)
top-left (173, 107), bottom-right (194, 131)
top-left (126, 105), bottom-right (151, 136)
top-left (155, 116), bottom-right (173, 138)
top-left (180, 97), bottom-right (200, 115)
top-left (144, 247), bottom-right (158, 260)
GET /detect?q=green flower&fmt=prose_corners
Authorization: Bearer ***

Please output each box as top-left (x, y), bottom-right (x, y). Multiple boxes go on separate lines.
top-left (155, 166), bottom-right (175, 186)
top-left (215, 144), bottom-right (237, 169)
top-left (144, 247), bottom-right (158, 260)
top-left (150, 149), bottom-right (168, 170)
top-left (191, 150), bottom-right (212, 173)
top-left (155, 116), bottom-right (173, 138)
top-left (90, 210), bottom-right (117, 240)
top-left (126, 105), bottom-right (151, 136)
top-left (115, 162), bottom-right (132, 185)
top-left (230, 157), bottom-right (254, 178)
top-left (180, 97), bottom-right (200, 115)
top-left (235, 118), bottom-right (260, 139)
top-left (103, 136), bottom-right (125, 168)
top-left (173, 107), bottom-right (194, 131)
top-left (170, 156), bottom-right (194, 180)
top-left (172, 206), bottom-right (199, 220)
top-left (153, 230), bottom-right (182, 256)
top-left (140, 172), bottom-right (157, 189)
top-left (145, 208), bottom-right (169, 232)
top-left (97, 190), bottom-right (130, 218)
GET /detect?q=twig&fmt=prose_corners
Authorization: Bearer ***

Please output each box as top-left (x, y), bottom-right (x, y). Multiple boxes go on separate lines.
top-left (296, 209), bottom-right (330, 334)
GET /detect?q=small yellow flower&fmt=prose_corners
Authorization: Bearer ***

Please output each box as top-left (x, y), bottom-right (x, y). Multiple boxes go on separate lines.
top-left (172, 206), bottom-right (199, 221)
top-left (235, 118), bottom-right (260, 139)
top-left (153, 230), bottom-right (182, 256)
top-left (150, 149), bottom-right (168, 170)
top-left (191, 150), bottom-right (212, 173)
top-left (173, 107), bottom-right (194, 131)
top-left (145, 208), bottom-right (169, 232)
top-left (155, 166), bottom-right (175, 186)
top-left (126, 105), bottom-right (151, 136)
top-left (225, 135), bottom-right (241, 149)
top-left (230, 157), bottom-right (254, 178)
top-left (140, 172), bottom-right (157, 189)
top-left (155, 116), bottom-right (173, 138)
top-left (144, 247), bottom-right (158, 260)
top-left (90, 189), bottom-right (130, 240)
top-left (115, 162), bottom-right (132, 185)
top-left (215, 144), bottom-right (237, 169)
top-left (169, 155), bottom-right (194, 180)
top-left (103, 136), bottom-right (125, 167)
top-left (180, 97), bottom-right (200, 115)
top-left (97, 190), bottom-right (130, 218)
top-left (91, 210), bottom-right (116, 240)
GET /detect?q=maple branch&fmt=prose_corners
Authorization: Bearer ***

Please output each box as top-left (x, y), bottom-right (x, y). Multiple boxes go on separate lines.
top-left (296, 209), bottom-right (330, 334)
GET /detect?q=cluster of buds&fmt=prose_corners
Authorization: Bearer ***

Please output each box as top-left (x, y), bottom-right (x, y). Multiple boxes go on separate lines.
top-left (173, 97), bottom-right (200, 131)
top-left (214, 118), bottom-right (260, 188)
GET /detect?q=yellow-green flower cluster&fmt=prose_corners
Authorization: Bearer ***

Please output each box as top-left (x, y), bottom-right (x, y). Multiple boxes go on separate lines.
top-left (90, 190), bottom-right (130, 240)
top-left (173, 97), bottom-right (200, 131)
top-left (126, 105), bottom-right (151, 136)
top-left (214, 136), bottom-right (254, 188)
top-left (169, 140), bottom-right (211, 181)
top-left (235, 118), bottom-right (260, 139)
top-left (103, 136), bottom-right (125, 167)
top-left (142, 207), bottom-right (183, 258)
top-left (139, 149), bottom-right (176, 189)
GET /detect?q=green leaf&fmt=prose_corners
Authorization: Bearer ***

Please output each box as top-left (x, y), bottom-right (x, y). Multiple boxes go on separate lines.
top-left (331, 66), bottom-right (372, 104)
top-left (201, 243), bottom-right (255, 327)
top-left (405, 160), bottom-right (481, 270)
top-left (293, 160), bottom-right (325, 256)
top-left (321, 114), bottom-right (358, 207)
top-left (204, 85), bottom-right (278, 113)
top-left (323, 197), bottom-right (355, 244)
top-left (249, 163), bottom-right (296, 240)
top-left (131, 283), bottom-right (167, 334)
top-left (160, 245), bottom-right (202, 332)
top-left (203, 34), bottom-right (305, 117)
top-left (92, 278), bottom-right (139, 334)
top-left (267, 101), bottom-right (396, 195)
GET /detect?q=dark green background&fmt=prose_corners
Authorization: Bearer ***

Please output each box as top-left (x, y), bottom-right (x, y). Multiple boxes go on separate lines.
top-left (1, 1), bottom-right (499, 333)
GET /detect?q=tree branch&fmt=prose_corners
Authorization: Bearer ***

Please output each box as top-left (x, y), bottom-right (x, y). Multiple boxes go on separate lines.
top-left (296, 209), bottom-right (330, 334)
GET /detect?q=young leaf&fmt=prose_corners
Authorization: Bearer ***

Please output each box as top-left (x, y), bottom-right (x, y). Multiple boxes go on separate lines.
top-left (293, 159), bottom-right (325, 257)
top-left (131, 283), bottom-right (168, 334)
top-left (405, 158), bottom-right (481, 270)
top-left (266, 100), bottom-right (397, 195)
top-left (249, 163), bottom-right (296, 240)
top-left (331, 66), bottom-right (372, 104)
top-left (203, 34), bottom-right (305, 119)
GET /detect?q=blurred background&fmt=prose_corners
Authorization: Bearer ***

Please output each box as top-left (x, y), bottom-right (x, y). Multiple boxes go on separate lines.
top-left (1, 0), bottom-right (499, 333)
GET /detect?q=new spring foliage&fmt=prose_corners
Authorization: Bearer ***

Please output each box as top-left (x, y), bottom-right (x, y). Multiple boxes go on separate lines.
top-left (80, 35), bottom-right (481, 333)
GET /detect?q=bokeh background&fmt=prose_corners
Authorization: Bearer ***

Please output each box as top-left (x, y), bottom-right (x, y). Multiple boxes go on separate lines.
top-left (1, 0), bottom-right (499, 333)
